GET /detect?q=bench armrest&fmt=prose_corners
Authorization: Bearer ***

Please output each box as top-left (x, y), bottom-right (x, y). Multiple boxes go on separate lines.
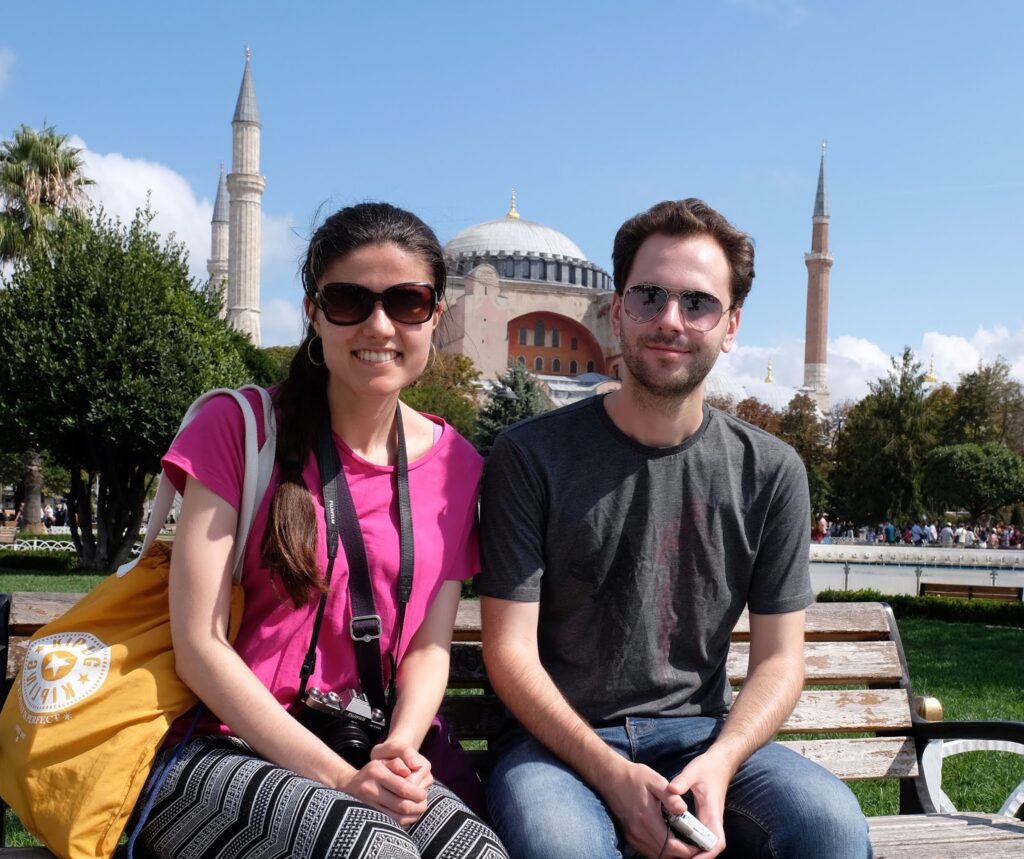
top-left (911, 719), bottom-right (1024, 817)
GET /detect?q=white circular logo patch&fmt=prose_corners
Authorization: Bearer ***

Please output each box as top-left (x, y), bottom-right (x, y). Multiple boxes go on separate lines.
top-left (21, 632), bottom-right (111, 714)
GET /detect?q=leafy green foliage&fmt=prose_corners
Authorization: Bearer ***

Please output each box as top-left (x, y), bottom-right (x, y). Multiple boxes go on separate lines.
top-left (948, 359), bottom-right (1024, 453)
top-left (922, 443), bottom-right (1024, 521)
top-left (816, 588), bottom-right (1024, 628)
top-left (472, 361), bottom-right (548, 457)
top-left (401, 352), bottom-right (481, 438)
top-left (832, 348), bottom-right (934, 523)
top-left (0, 549), bottom-right (80, 573)
top-left (261, 345), bottom-right (298, 384)
top-left (777, 393), bottom-right (831, 514)
top-left (0, 123), bottom-right (93, 261)
top-left (0, 206), bottom-right (251, 570)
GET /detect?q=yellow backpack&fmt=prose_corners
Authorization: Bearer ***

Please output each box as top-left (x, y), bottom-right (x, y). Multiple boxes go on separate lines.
top-left (0, 386), bottom-right (275, 859)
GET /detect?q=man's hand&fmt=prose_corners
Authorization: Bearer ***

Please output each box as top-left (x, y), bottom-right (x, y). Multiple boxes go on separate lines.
top-left (600, 759), bottom-right (700, 859)
top-left (667, 749), bottom-right (733, 858)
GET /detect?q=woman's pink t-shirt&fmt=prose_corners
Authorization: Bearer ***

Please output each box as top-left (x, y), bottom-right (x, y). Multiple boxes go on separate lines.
top-left (162, 388), bottom-right (483, 737)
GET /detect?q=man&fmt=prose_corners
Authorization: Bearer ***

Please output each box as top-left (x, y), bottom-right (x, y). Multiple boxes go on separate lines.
top-left (477, 199), bottom-right (870, 858)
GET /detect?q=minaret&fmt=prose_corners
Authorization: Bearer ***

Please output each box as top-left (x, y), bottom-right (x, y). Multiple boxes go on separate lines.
top-left (803, 141), bottom-right (832, 411)
top-left (226, 49), bottom-right (265, 346)
top-left (207, 163), bottom-right (229, 317)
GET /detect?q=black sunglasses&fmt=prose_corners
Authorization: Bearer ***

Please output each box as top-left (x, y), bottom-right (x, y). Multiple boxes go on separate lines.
top-left (622, 283), bottom-right (728, 331)
top-left (311, 282), bottom-right (438, 326)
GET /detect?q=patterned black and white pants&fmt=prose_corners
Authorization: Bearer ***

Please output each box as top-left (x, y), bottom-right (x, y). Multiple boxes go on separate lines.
top-left (132, 736), bottom-right (508, 859)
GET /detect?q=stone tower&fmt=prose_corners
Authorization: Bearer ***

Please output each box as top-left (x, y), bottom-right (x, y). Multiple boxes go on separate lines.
top-left (226, 49), bottom-right (264, 346)
top-left (803, 142), bottom-right (832, 411)
top-left (206, 163), bottom-right (229, 316)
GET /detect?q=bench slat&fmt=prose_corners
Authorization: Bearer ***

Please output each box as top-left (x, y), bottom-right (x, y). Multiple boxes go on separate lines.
top-left (869, 812), bottom-right (1024, 849)
top-left (778, 689), bottom-right (912, 733)
top-left (777, 737), bottom-right (918, 780)
top-left (9, 592), bottom-right (84, 636)
top-left (728, 641), bottom-right (903, 685)
top-left (731, 602), bottom-right (891, 641)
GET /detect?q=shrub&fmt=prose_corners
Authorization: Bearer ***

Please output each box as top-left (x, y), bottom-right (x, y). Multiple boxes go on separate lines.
top-left (816, 588), bottom-right (1024, 628)
top-left (0, 549), bottom-right (80, 573)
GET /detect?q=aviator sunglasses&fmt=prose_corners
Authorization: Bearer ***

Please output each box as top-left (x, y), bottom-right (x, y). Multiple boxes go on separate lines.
top-left (622, 283), bottom-right (729, 331)
top-left (310, 281), bottom-right (438, 326)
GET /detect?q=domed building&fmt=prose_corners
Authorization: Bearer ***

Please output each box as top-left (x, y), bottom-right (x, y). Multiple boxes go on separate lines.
top-left (440, 193), bottom-right (618, 381)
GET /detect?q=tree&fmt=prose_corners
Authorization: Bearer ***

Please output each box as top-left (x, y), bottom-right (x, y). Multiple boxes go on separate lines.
top-left (1, 124), bottom-right (93, 533)
top-left (832, 348), bottom-right (933, 524)
top-left (922, 443), bottom-right (1024, 522)
top-left (735, 397), bottom-right (781, 435)
top-left (262, 345), bottom-right (298, 383)
top-left (777, 394), bottom-right (831, 514)
top-left (0, 123), bottom-right (93, 258)
top-left (949, 359), bottom-right (1024, 454)
top-left (401, 352), bottom-right (481, 438)
top-left (473, 362), bottom-right (548, 456)
top-left (0, 206), bottom-right (252, 570)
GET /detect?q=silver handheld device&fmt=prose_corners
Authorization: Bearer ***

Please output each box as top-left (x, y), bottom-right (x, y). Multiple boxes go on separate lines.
top-left (666, 810), bottom-right (718, 852)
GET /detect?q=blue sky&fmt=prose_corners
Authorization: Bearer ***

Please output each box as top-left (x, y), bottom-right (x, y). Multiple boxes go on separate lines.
top-left (2, 1), bottom-right (1022, 403)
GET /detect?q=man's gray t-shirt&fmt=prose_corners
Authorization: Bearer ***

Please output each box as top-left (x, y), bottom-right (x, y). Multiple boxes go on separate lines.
top-left (476, 396), bottom-right (814, 725)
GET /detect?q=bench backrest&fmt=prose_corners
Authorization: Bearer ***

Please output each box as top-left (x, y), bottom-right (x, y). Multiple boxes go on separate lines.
top-left (0, 527), bottom-right (16, 546)
top-left (3, 595), bottom-right (921, 786)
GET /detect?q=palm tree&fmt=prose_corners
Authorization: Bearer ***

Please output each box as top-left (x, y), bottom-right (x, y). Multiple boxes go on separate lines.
top-left (0, 123), bottom-right (92, 258)
top-left (1, 124), bottom-right (92, 533)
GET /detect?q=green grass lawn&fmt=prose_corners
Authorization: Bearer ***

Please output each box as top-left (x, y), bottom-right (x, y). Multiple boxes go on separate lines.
top-left (1, 580), bottom-right (1022, 844)
top-left (846, 617), bottom-right (1024, 817)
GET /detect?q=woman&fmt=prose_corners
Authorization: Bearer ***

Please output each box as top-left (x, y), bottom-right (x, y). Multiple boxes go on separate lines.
top-left (136, 203), bottom-right (507, 858)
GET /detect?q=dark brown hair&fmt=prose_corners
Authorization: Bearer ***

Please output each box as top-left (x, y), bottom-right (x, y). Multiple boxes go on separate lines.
top-left (261, 202), bottom-right (446, 607)
top-left (611, 198), bottom-right (755, 308)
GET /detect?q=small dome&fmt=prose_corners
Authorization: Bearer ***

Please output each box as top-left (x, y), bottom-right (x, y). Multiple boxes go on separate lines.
top-left (446, 216), bottom-right (587, 261)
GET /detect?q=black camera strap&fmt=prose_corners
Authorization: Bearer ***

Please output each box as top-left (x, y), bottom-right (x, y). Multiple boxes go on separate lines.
top-left (296, 404), bottom-right (414, 721)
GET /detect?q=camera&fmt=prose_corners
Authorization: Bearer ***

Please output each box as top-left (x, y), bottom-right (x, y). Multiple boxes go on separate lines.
top-left (665, 810), bottom-right (718, 852)
top-left (296, 687), bottom-right (386, 768)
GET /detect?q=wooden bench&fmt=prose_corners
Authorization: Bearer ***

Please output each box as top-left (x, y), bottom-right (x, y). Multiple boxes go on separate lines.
top-left (0, 528), bottom-right (16, 547)
top-left (3, 594), bottom-right (1023, 857)
top-left (919, 581), bottom-right (1024, 602)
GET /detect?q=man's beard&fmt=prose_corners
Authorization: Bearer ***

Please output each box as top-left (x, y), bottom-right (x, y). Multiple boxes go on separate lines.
top-left (620, 332), bottom-right (718, 402)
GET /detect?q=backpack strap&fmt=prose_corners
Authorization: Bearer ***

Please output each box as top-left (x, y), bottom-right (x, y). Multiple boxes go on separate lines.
top-left (116, 386), bottom-right (276, 583)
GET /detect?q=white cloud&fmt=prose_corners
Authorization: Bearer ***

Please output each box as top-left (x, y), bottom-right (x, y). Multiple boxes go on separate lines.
top-left (261, 298), bottom-right (304, 347)
top-left (0, 48), bottom-right (13, 94)
top-left (70, 137), bottom-right (300, 342)
top-left (713, 325), bottom-right (1024, 411)
top-left (72, 136), bottom-right (213, 284)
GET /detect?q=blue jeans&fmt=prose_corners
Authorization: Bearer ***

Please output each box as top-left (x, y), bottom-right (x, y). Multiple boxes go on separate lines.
top-left (486, 717), bottom-right (872, 858)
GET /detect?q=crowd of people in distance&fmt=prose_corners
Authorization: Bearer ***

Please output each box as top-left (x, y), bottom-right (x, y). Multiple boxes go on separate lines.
top-left (813, 514), bottom-right (1023, 549)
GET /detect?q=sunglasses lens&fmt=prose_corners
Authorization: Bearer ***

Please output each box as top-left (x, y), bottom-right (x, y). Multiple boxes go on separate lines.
top-left (682, 292), bottom-right (724, 331)
top-left (623, 284), bottom-right (668, 322)
top-left (320, 284), bottom-right (372, 324)
top-left (383, 283), bottom-right (436, 324)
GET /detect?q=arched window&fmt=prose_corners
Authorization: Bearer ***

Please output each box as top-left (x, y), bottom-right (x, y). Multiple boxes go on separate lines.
top-left (518, 327), bottom-right (527, 345)
top-left (552, 328), bottom-right (560, 348)
top-left (552, 358), bottom-right (561, 373)
top-left (587, 361), bottom-right (595, 373)
top-left (520, 258), bottom-right (531, 279)
top-left (517, 356), bottom-right (526, 366)
top-left (535, 357), bottom-right (544, 372)
top-left (570, 360), bottom-right (578, 374)
top-left (504, 258), bottom-right (515, 277)
top-left (534, 320), bottom-right (545, 347)
top-left (571, 337), bottom-right (578, 351)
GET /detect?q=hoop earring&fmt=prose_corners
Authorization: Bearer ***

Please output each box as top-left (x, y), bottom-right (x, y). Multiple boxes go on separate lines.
top-left (306, 336), bottom-right (326, 367)
top-left (427, 342), bottom-right (438, 372)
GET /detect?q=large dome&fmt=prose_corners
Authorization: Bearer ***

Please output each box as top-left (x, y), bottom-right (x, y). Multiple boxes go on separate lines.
top-left (446, 216), bottom-right (587, 260)
top-left (445, 194), bottom-right (612, 291)
top-left (445, 194), bottom-right (588, 261)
